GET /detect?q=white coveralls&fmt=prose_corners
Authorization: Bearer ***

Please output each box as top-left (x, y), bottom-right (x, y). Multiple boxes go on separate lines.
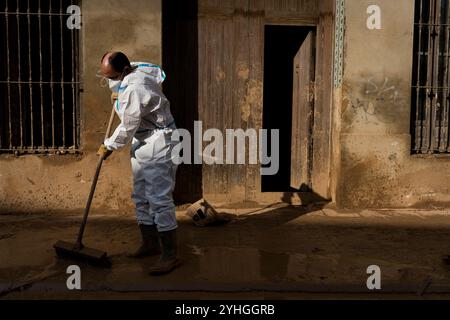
top-left (104, 62), bottom-right (178, 232)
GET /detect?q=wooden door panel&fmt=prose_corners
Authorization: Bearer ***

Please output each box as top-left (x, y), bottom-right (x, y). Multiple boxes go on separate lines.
top-left (291, 31), bottom-right (315, 190)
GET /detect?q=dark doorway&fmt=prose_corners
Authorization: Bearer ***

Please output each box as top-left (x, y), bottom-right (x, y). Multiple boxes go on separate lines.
top-left (162, 0), bottom-right (202, 204)
top-left (262, 25), bottom-right (316, 192)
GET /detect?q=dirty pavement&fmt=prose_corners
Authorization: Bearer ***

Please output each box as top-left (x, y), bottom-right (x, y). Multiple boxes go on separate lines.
top-left (2, 203), bottom-right (450, 299)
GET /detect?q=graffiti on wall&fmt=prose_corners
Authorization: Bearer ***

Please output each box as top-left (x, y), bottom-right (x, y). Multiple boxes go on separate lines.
top-left (344, 76), bottom-right (402, 124)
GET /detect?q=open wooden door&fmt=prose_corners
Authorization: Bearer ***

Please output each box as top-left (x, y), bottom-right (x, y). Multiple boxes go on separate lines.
top-left (290, 31), bottom-right (316, 191)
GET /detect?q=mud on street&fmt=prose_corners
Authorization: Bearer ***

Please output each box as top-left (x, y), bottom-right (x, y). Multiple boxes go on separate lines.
top-left (2, 203), bottom-right (450, 299)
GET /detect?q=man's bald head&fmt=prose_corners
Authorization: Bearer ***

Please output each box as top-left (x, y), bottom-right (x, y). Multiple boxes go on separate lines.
top-left (99, 51), bottom-right (132, 80)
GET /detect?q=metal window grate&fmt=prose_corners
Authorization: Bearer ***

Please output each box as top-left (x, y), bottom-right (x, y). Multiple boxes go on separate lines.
top-left (0, 0), bottom-right (81, 155)
top-left (412, 0), bottom-right (450, 154)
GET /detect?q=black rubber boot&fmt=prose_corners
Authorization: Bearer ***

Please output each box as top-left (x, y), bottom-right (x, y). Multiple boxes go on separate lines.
top-left (127, 224), bottom-right (161, 258)
top-left (148, 229), bottom-right (181, 276)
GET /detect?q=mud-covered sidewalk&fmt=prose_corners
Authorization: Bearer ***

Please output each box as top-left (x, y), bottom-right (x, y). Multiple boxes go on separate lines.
top-left (2, 203), bottom-right (450, 299)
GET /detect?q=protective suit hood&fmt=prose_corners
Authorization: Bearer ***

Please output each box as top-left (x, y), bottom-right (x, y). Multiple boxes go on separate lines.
top-left (119, 62), bottom-right (166, 90)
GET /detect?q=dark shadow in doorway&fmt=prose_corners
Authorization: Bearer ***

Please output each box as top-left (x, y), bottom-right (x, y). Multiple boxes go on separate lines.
top-left (162, 0), bottom-right (202, 204)
top-left (262, 25), bottom-right (315, 192)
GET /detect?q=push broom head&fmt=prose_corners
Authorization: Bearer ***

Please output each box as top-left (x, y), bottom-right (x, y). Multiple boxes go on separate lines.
top-left (54, 240), bottom-right (111, 268)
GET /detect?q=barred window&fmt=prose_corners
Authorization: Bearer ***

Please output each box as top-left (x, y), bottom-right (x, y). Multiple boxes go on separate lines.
top-left (0, 0), bottom-right (81, 155)
top-left (412, 0), bottom-right (450, 154)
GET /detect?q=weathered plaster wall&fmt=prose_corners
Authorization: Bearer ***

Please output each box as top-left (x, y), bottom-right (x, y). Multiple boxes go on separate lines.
top-left (4, 0), bottom-right (449, 212)
top-left (338, 0), bottom-right (450, 208)
top-left (0, 0), bottom-right (162, 213)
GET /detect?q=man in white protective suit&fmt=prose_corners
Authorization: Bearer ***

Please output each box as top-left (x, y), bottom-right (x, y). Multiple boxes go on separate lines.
top-left (96, 51), bottom-right (180, 276)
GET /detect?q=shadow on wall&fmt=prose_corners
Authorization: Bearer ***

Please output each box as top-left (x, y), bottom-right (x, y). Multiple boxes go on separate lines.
top-left (281, 183), bottom-right (330, 207)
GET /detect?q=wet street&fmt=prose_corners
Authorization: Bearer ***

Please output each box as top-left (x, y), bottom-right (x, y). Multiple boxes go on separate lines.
top-left (2, 203), bottom-right (450, 299)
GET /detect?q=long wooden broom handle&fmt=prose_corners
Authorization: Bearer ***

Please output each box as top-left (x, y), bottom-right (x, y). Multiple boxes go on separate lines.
top-left (105, 102), bottom-right (116, 140)
top-left (75, 105), bottom-right (116, 249)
